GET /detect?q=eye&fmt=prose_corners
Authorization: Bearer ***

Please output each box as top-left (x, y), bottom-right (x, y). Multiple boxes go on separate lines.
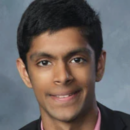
top-left (37, 60), bottom-right (52, 66)
top-left (71, 57), bottom-right (86, 63)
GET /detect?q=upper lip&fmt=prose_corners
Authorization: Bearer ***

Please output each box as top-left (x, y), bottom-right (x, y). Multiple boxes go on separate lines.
top-left (49, 89), bottom-right (81, 96)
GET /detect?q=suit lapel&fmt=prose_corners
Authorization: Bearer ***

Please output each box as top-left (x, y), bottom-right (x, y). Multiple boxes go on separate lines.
top-left (97, 102), bottom-right (126, 130)
top-left (37, 117), bottom-right (42, 130)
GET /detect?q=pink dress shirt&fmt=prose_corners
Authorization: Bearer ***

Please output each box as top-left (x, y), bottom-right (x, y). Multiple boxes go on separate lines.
top-left (41, 108), bottom-right (101, 130)
top-left (94, 107), bottom-right (101, 130)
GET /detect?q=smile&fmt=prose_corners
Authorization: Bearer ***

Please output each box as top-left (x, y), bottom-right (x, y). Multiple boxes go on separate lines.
top-left (50, 90), bottom-right (81, 102)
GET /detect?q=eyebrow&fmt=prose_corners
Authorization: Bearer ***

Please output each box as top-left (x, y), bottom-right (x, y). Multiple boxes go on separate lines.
top-left (30, 48), bottom-right (92, 61)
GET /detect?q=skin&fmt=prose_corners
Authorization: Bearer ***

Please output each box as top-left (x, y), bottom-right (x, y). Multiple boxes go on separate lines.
top-left (17, 27), bottom-right (106, 130)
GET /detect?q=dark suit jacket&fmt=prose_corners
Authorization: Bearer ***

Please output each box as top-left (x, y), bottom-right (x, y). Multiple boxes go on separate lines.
top-left (19, 102), bottom-right (130, 130)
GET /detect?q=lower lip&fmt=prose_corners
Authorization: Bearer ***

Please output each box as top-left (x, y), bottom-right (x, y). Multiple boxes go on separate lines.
top-left (50, 90), bottom-right (81, 102)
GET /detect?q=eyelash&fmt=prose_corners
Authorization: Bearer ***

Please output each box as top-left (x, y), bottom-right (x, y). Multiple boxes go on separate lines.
top-left (37, 57), bottom-right (87, 67)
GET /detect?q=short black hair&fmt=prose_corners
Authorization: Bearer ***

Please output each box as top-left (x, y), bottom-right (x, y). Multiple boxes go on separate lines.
top-left (17, 0), bottom-right (103, 68)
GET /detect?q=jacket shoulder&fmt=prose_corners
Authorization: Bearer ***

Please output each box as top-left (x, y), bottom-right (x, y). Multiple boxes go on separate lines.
top-left (19, 118), bottom-right (40, 130)
top-left (97, 102), bottom-right (130, 129)
top-left (115, 111), bottom-right (130, 127)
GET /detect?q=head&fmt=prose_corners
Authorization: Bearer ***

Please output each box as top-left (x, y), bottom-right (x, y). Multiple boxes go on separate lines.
top-left (17, 0), bottom-right (103, 68)
top-left (16, 0), bottom-right (106, 123)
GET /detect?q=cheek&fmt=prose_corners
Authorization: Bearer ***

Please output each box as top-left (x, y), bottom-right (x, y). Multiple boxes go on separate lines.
top-left (72, 64), bottom-right (95, 86)
top-left (29, 68), bottom-right (53, 92)
top-left (28, 69), bottom-right (54, 105)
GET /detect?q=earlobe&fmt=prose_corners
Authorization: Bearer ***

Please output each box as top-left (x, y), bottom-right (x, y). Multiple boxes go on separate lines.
top-left (96, 50), bottom-right (106, 82)
top-left (16, 58), bottom-right (32, 88)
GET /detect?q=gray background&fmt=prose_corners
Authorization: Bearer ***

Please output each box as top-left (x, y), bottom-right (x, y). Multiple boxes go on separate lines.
top-left (0, 0), bottom-right (130, 129)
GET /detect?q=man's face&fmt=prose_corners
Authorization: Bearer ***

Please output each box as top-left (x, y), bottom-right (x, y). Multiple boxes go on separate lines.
top-left (17, 27), bottom-right (105, 122)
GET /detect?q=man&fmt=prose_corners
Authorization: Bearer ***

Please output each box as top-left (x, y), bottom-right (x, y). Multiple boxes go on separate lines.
top-left (16, 0), bottom-right (130, 130)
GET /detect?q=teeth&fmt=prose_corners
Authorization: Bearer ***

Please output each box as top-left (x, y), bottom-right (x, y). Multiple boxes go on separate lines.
top-left (53, 91), bottom-right (79, 98)
top-left (56, 95), bottom-right (70, 98)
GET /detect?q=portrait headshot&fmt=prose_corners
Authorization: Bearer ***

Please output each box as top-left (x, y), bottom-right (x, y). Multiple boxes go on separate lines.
top-left (0, 0), bottom-right (130, 130)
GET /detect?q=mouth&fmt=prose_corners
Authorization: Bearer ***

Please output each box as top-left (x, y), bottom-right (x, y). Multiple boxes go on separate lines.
top-left (49, 90), bottom-right (81, 102)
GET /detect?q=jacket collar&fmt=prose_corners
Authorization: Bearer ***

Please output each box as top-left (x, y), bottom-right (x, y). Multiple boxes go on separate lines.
top-left (97, 102), bottom-right (126, 130)
top-left (37, 117), bottom-right (41, 130)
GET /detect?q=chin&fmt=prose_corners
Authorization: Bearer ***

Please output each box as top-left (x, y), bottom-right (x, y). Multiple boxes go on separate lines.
top-left (56, 114), bottom-right (78, 122)
top-left (51, 108), bottom-right (82, 123)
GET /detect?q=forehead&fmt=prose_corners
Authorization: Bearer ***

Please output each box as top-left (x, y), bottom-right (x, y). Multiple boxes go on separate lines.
top-left (28, 27), bottom-right (94, 58)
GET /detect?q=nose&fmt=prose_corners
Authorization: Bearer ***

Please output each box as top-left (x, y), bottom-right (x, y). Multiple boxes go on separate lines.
top-left (53, 62), bottom-right (74, 86)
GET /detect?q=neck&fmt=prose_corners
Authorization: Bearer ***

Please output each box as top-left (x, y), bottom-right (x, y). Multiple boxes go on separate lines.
top-left (40, 101), bottom-right (98, 130)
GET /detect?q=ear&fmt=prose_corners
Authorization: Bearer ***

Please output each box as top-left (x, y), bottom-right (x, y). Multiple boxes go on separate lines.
top-left (96, 50), bottom-right (106, 82)
top-left (16, 58), bottom-right (32, 88)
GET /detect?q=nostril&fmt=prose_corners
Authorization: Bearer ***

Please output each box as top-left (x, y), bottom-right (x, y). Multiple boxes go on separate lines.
top-left (66, 77), bottom-right (74, 84)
